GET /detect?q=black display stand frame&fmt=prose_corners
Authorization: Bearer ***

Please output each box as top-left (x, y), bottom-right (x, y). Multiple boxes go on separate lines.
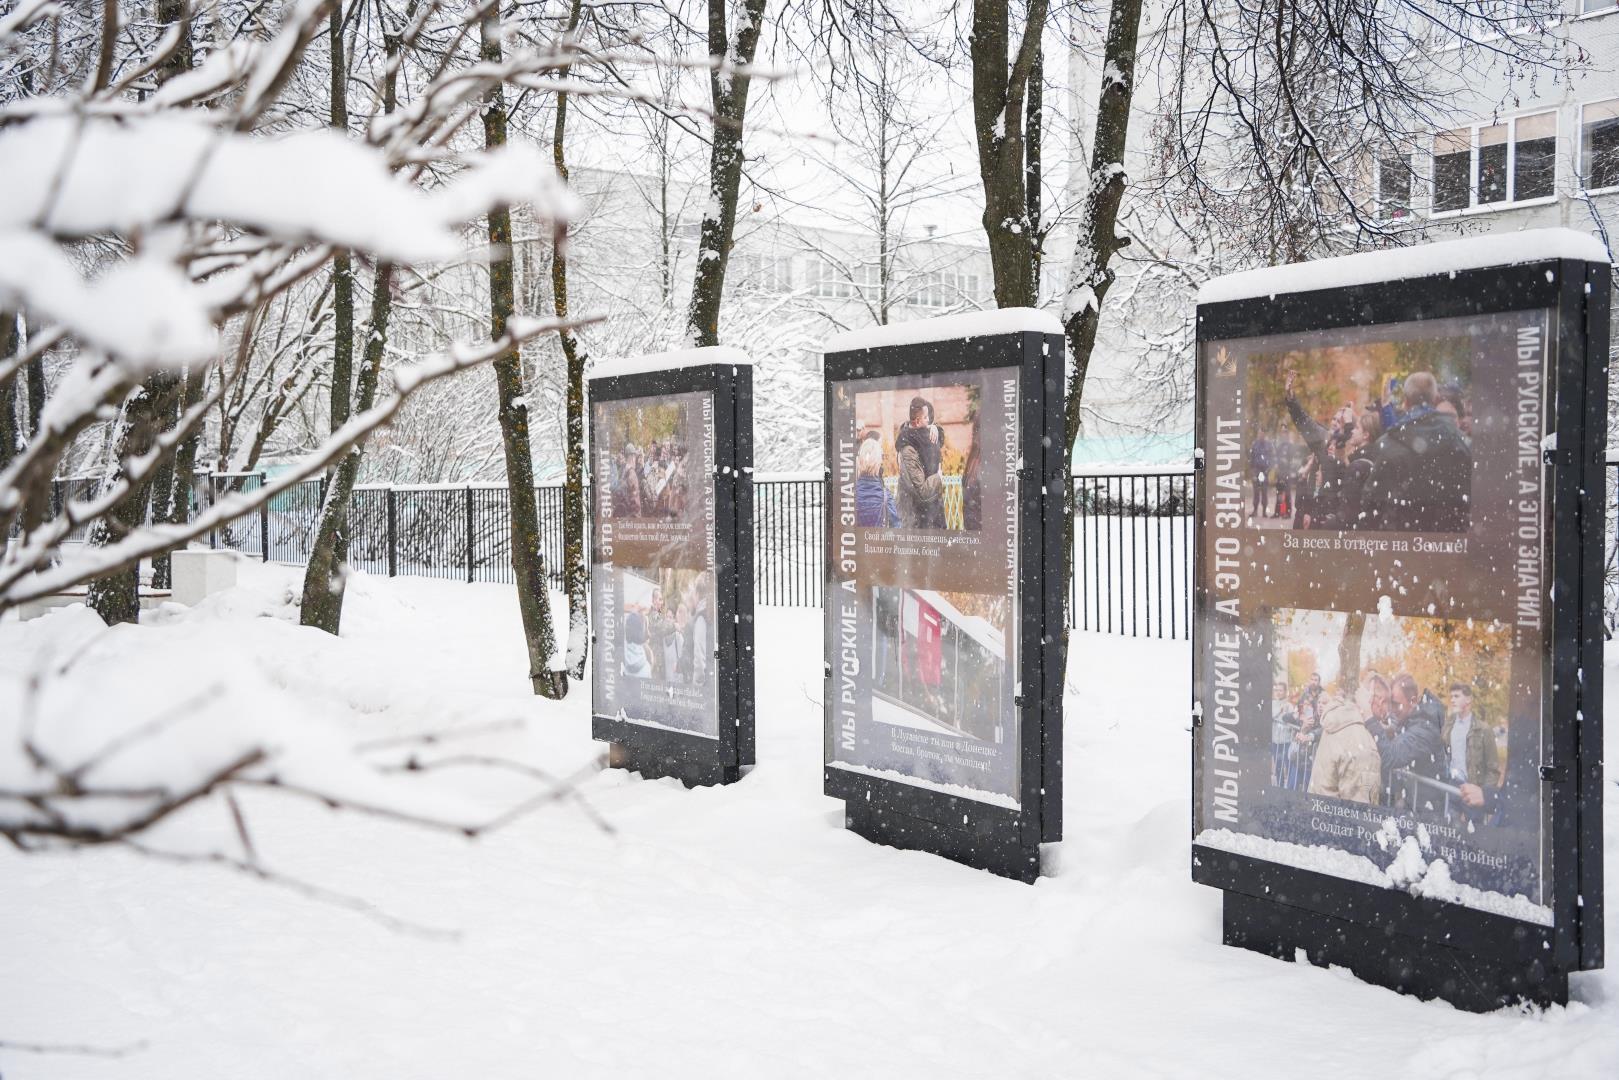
top-left (822, 329), bottom-right (1066, 883)
top-left (588, 360), bottom-right (755, 787)
top-left (1193, 256), bottom-right (1608, 1011)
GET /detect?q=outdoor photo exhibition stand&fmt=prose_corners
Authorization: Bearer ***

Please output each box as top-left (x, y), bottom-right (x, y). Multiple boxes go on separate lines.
top-left (1192, 229), bottom-right (1608, 1010)
top-left (589, 347), bottom-right (754, 787)
top-left (821, 310), bottom-right (1066, 882)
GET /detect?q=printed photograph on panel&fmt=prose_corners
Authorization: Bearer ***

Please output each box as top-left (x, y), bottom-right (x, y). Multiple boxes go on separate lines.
top-left (1241, 332), bottom-right (1473, 532)
top-left (605, 401), bottom-right (693, 522)
top-left (1269, 608), bottom-right (1515, 826)
top-left (852, 385), bottom-right (984, 531)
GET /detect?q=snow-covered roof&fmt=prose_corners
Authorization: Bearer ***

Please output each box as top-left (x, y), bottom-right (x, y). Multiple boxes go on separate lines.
top-left (590, 345), bottom-right (751, 381)
top-left (822, 307), bottom-right (1062, 354)
top-left (1198, 228), bottom-right (1611, 306)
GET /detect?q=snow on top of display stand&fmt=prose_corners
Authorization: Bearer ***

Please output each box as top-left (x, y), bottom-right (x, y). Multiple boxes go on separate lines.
top-left (1195, 828), bottom-right (1554, 926)
top-left (823, 307), bottom-right (1062, 353)
top-left (826, 761), bottom-right (1021, 810)
top-left (590, 345), bottom-right (751, 381)
top-left (1198, 228), bottom-right (1610, 306)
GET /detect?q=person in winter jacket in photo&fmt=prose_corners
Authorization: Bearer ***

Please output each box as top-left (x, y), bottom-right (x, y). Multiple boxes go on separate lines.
top-left (854, 432), bottom-right (899, 527)
top-left (1361, 371), bottom-right (1472, 532)
top-left (895, 397), bottom-right (944, 528)
top-left (1307, 695), bottom-right (1383, 805)
top-left (1377, 673), bottom-right (1447, 804)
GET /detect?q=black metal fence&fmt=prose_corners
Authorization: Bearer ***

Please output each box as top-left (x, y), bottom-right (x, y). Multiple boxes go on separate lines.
top-left (56, 462), bottom-right (1619, 642)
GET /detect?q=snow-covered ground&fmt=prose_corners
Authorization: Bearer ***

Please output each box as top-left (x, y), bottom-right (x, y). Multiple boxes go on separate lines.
top-left (2, 564), bottom-right (1616, 1078)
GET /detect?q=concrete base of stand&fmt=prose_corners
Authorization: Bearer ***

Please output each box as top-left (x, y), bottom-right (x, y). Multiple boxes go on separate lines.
top-left (1222, 889), bottom-right (1568, 1013)
top-left (844, 800), bottom-right (1040, 884)
top-left (171, 548), bottom-right (240, 607)
top-left (607, 740), bottom-right (741, 788)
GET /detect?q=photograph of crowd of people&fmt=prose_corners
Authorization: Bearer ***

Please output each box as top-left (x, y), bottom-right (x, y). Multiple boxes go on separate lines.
top-left (868, 586), bottom-right (1008, 743)
top-left (606, 402), bottom-right (692, 521)
top-left (617, 567), bottom-right (714, 688)
top-left (852, 385), bottom-right (983, 531)
top-left (1269, 606), bottom-right (1513, 825)
top-left (1244, 333), bottom-right (1474, 532)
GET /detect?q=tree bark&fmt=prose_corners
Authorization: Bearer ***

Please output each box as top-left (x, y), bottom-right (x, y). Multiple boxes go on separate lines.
top-left (552, 0), bottom-right (589, 681)
top-left (483, 9), bottom-right (565, 698)
top-left (86, 371), bottom-right (181, 624)
top-left (970, 0), bottom-right (1046, 308)
top-left (299, 0), bottom-right (410, 635)
top-left (1059, 0), bottom-right (1143, 633)
top-left (327, 3), bottom-right (355, 567)
top-left (1338, 611), bottom-right (1366, 696)
top-left (0, 313), bottom-right (17, 476)
top-left (300, 262), bottom-right (393, 634)
top-left (84, 0), bottom-right (196, 615)
top-left (154, 0), bottom-right (193, 86)
top-left (147, 0), bottom-right (194, 593)
top-left (684, 0), bottom-right (768, 346)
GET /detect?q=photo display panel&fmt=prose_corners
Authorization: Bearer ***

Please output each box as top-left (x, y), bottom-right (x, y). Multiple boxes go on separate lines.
top-left (826, 366), bottom-right (1023, 807)
top-left (591, 389), bottom-right (720, 739)
top-left (1194, 309), bottom-right (1556, 924)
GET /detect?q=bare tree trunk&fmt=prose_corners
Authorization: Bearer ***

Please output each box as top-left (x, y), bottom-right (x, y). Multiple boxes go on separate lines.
top-left (1059, 0), bottom-right (1143, 635)
top-left (684, 0), bottom-right (767, 347)
top-left (1025, 35), bottom-right (1043, 297)
top-left (970, 0), bottom-right (1046, 309)
top-left (86, 371), bottom-right (181, 623)
top-left (552, 0), bottom-right (589, 681)
top-left (85, 0), bottom-right (195, 613)
top-left (483, 9), bottom-right (566, 698)
top-left (300, 262), bottom-right (393, 634)
top-left (300, 0), bottom-right (410, 635)
top-left (1338, 611), bottom-right (1366, 695)
top-left (327, 3), bottom-right (355, 566)
top-left (148, 0), bottom-right (194, 593)
top-left (155, 0), bottom-right (193, 85)
top-left (24, 327), bottom-right (44, 442)
top-left (0, 313), bottom-right (16, 476)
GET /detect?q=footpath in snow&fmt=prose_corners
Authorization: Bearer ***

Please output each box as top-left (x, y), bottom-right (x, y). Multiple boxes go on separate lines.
top-left (1, 563), bottom-right (1615, 1079)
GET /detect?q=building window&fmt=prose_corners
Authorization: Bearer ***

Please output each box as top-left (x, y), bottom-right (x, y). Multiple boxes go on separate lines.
top-left (806, 259), bottom-right (853, 299)
top-left (1580, 99), bottom-right (1619, 191)
top-left (735, 253), bottom-right (792, 293)
top-left (1580, 0), bottom-right (1618, 15)
top-left (1431, 111), bottom-right (1557, 215)
top-left (1433, 129), bottom-right (1470, 213)
top-left (1514, 112), bottom-right (1556, 200)
top-left (1376, 155), bottom-right (1413, 219)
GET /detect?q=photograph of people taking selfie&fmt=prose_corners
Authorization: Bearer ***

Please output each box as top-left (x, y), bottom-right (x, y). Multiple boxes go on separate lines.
top-left (853, 385), bottom-right (984, 531)
top-left (1245, 332), bottom-right (1473, 533)
top-left (868, 587), bottom-right (1008, 743)
top-left (606, 402), bottom-right (692, 521)
top-left (617, 567), bottom-right (714, 688)
top-left (1269, 607), bottom-right (1513, 824)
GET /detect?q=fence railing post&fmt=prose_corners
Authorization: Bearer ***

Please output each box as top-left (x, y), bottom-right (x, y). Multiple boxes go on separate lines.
top-left (207, 471), bottom-right (218, 550)
top-left (259, 470), bottom-right (269, 562)
top-left (387, 487), bottom-right (398, 578)
top-left (465, 485), bottom-right (475, 583)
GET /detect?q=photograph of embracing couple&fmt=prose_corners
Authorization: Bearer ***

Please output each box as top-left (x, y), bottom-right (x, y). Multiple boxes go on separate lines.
top-left (852, 384), bottom-right (983, 532)
top-left (1269, 606), bottom-right (1515, 826)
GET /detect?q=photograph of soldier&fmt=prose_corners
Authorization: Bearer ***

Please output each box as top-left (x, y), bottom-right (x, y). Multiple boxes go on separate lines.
top-left (868, 587), bottom-right (1008, 743)
top-left (1270, 607), bottom-right (1512, 821)
top-left (1246, 335), bottom-right (1473, 532)
top-left (853, 385), bottom-right (983, 531)
top-left (606, 402), bottom-right (692, 521)
top-left (617, 567), bottom-right (714, 688)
